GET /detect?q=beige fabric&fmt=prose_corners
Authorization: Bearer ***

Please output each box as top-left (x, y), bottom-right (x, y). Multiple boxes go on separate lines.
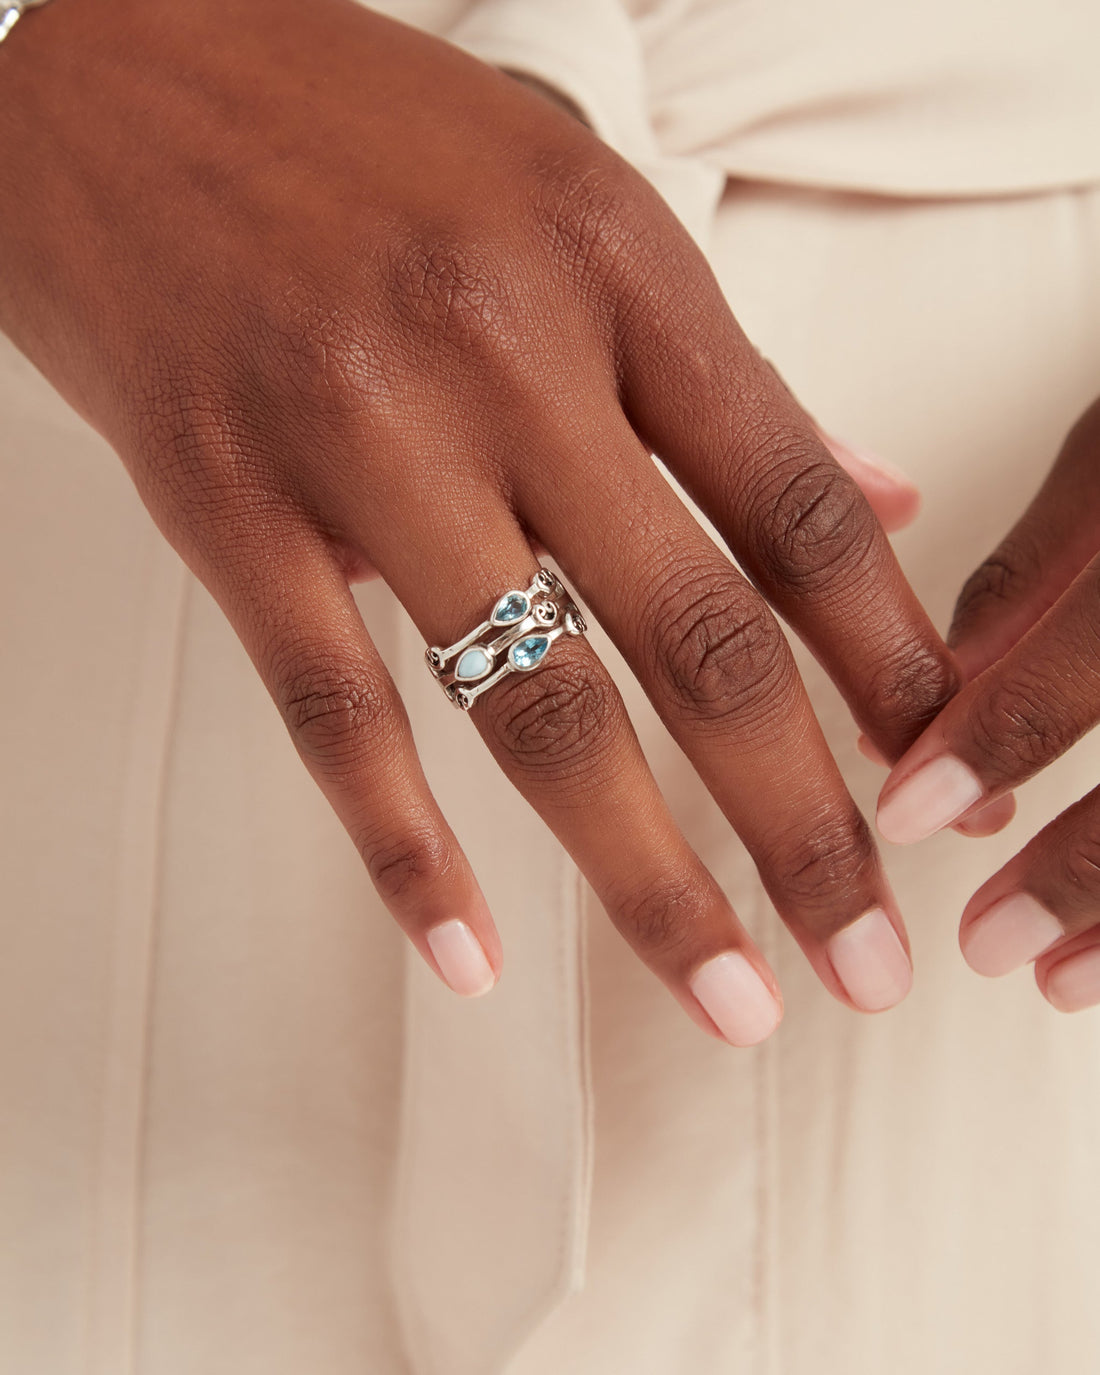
top-left (632, 0), bottom-right (1100, 196)
top-left (2, 3), bottom-right (1100, 1373)
top-left (450, 0), bottom-right (1100, 199)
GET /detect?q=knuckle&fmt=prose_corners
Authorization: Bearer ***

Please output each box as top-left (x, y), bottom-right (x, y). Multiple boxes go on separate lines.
top-left (130, 379), bottom-right (253, 521)
top-left (1056, 826), bottom-right (1100, 906)
top-left (526, 149), bottom-right (650, 295)
top-left (192, 265), bottom-right (415, 433)
top-left (362, 824), bottom-right (455, 905)
top-left (950, 537), bottom-right (1043, 640)
top-left (766, 809), bottom-right (877, 914)
top-left (131, 374), bottom-right (216, 472)
top-left (278, 657), bottom-right (396, 777)
top-left (648, 568), bottom-right (791, 729)
top-left (968, 675), bottom-right (1078, 778)
top-left (751, 457), bottom-right (876, 591)
top-left (125, 306), bottom-right (361, 531)
top-left (380, 233), bottom-right (513, 354)
top-left (242, 286), bottom-right (390, 425)
top-left (612, 872), bottom-right (711, 958)
top-left (483, 652), bottom-right (617, 786)
top-left (860, 639), bottom-right (961, 743)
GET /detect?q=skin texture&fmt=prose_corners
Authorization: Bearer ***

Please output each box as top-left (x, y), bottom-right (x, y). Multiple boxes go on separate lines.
top-left (878, 398), bottom-right (1100, 1009)
top-left (0, 0), bottom-right (960, 1037)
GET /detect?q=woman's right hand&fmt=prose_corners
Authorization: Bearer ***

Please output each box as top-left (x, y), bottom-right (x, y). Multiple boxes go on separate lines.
top-left (0, 0), bottom-right (957, 1042)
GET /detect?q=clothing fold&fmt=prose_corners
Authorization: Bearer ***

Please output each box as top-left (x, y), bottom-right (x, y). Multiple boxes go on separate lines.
top-left (386, 575), bottom-right (595, 1375)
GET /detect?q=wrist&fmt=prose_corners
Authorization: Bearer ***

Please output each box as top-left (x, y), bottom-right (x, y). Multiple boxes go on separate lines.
top-left (0, 0), bottom-right (187, 400)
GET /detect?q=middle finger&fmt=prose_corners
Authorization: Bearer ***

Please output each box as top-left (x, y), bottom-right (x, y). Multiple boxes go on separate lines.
top-left (347, 455), bottom-right (786, 1045)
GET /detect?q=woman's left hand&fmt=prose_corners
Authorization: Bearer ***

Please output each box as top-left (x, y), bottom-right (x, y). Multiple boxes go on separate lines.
top-left (875, 398), bottom-right (1100, 1010)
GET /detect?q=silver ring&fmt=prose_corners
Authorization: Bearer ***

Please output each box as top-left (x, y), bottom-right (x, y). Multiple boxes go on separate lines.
top-left (425, 567), bottom-right (587, 710)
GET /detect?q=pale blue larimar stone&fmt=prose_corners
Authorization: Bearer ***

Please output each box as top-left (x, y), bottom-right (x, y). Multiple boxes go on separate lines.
top-left (509, 635), bottom-right (550, 670)
top-left (455, 647), bottom-right (491, 681)
top-left (492, 591), bottom-right (530, 624)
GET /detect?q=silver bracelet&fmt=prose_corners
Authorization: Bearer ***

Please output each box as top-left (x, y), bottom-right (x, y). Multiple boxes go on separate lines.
top-left (0, 0), bottom-right (53, 46)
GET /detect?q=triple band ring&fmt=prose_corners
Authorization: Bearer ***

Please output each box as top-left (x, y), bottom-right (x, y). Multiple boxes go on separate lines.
top-left (425, 567), bottom-right (588, 710)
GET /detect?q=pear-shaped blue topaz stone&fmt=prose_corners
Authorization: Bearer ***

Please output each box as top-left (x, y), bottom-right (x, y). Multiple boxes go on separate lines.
top-left (491, 591), bottom-right (530, 625)
top-left (509, 635), bottom-right (550, 670)
top-left (455, 646), bottom-right (491, 681)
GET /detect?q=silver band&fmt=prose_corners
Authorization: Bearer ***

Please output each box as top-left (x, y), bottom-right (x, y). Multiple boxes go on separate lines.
top-left (425, 567), bottom-right (587, 710)
top-left (0, 0), bottom-right (53, 45)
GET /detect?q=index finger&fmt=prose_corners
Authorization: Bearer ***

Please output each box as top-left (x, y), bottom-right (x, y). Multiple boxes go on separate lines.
top-left (877, 555), bottom-right (1100, 846)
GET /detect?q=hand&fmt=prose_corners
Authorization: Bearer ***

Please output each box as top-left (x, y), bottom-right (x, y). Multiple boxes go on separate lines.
top-left (876, 399), bottom-right (1100, 1010)
top-left (0, 0), bottom-right (957, 1041)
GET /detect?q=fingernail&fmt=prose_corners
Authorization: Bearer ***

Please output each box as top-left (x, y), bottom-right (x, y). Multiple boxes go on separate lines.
top-left (953, 791), bottom-right (1017, 837)
top-left (856, 733), bottom-right (889, 767)
top-left (426, 919), bottom-right (496, 997)
top-left (821, 434), bottom-right (917, 489)
top-left (1044, 948), bottom-right (1100, 1012)
top-left (689, 951), bottom-right (782, 1046)
top-left (877, 755), bottom-right (984, 844)
top-left (961, 893), bottom-right (1064, 977)
top-left (826, 907), bottom-right (913, 1012)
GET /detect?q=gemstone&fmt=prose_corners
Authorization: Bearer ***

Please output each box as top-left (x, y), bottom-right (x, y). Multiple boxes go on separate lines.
top-left (455, 646), bottom-right (491, 681)
top-left (491, 591), bottom-right (530, 625)
top-left (509, 635), bottom-right (550, 670)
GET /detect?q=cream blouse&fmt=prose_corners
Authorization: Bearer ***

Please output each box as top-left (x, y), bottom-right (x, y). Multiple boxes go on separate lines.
top-left (440, 0), bottom-right (1100, 242)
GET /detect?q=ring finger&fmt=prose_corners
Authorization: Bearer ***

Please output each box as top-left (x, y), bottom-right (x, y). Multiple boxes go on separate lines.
top-left (360, 466), bottom-right (786, 1045)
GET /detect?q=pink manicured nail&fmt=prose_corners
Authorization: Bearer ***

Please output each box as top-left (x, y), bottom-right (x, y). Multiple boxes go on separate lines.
top-left (856, 733), bottom-right (888, 767)
top-left (826, 907), bottom-right (913, 1012)
top-left (877, 755), bottom-right (984, 844)
top-left (1044, 948), bottom-right (1100, 1012)
top-left (953, 791), bottom-right (1017, 837)
top-left (824, 436), bottom-right (916, 488)
top-left (426, 919), bottom-right (496, 997)
top-left (689, 952), bottom-right (782, 1046)
top-left (961, 893), bottom-right (1064, 977)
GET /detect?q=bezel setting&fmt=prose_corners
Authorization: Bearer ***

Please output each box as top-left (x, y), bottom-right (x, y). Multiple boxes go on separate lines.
top-left (424, 565), bottom-right (587, 709)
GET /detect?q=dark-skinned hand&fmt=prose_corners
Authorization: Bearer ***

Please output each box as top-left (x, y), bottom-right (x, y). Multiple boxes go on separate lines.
top-left (878, 399), bottom-right (1100, 1012)
top-left (0, 0), bottom-right (957, 1042)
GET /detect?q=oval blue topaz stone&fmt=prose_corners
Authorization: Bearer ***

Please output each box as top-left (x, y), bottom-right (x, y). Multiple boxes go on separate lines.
top-left (454, 646), bottom-right (492, 681)
top-left (491, 591), bottom-right (530, 625)
top-left (508, 635), bottom-right (550, 671)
